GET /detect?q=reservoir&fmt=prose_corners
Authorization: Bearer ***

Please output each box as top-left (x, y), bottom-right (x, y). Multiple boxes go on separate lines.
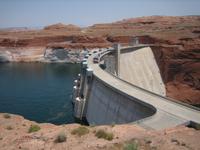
top-left (0, 63), bottom-right (80, 125)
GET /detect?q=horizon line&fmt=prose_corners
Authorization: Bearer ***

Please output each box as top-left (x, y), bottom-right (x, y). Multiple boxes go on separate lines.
top-left (0, 14), bottom-right (199, 29)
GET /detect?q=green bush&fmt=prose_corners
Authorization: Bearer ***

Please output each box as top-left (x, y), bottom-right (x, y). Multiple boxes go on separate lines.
top-left (111, 122), bottom-right (115, 127)
top-left (28, 124), bottom-right (41, 133)
top-left (71, 126), bottom-right (89, 136)
top-left (3, 114), bottom-right (11, 119)
top-left (95, 129), bottom-right (113, 141)
top-left (55, 132), bottom-right (67, 143)
top-left (123, 141), bottom-right (138, 150)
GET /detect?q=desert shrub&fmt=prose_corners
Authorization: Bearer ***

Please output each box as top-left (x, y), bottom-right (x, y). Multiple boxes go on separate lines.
top-left (6, 126), bottom-right (13, 130)
top-left (71, 126), bottom-right (89, 136)
top-left (3, 114), bottom-right (11, 119)
top-left (95, 129), bottom-right (113, 141)
top-left (28, 124), bottom-right (41, 133)
top-left (55, 132), bottom-right (67, 143)
top-left (123, 141), bottom-right (138, 150)
top-left (111, 122), bottom-right (115, 127)
top-left (196, 124), bottom-right (200, 130)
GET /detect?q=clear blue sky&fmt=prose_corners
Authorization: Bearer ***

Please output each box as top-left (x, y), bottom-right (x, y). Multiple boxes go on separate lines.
top-left (0, 0), bottom-right (199, 28)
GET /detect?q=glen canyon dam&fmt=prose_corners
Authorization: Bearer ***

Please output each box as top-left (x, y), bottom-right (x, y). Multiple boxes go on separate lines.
top-left (0, 0), bottom-right (200, 149)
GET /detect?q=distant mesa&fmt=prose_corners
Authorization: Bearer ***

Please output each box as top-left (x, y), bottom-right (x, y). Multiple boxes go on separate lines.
top-left (43, 23), bottom-right (81, 31)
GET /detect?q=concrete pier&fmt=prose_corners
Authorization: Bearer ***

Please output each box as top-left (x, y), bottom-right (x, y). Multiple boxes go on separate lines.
top-left (74, 97), bottom-right (85, 119)
top-left (72, 86), bottom-right (78, 103)
top-left (73, 61), bottom-right (88, 119)
top-left (114, 44), bottom-right (121, 77)
top-left (129, 37), bottom-right (139, 46)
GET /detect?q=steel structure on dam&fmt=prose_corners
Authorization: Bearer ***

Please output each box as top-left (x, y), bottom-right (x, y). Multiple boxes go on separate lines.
top-left (72, 44), bottom-right (200, 130)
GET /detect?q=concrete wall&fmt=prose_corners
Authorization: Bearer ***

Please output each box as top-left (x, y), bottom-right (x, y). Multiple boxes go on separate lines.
top-left (101, 46), bottom-right (166, 96)
top-left (85, 76), bottom-right (156, 125)
top-left (74, 46), bottom-right (200, 129)
top-left (120, 47), bottom-right (166, 96)
top-left (103, 55), bottom-right (115, 74)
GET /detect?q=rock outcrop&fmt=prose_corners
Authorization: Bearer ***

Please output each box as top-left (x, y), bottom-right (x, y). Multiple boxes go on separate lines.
top-left (44, 48), bottom-right (84, 63)
top-left (0, 51), bottom-right (13, 62)
top-left (151, 45), bottom-right (200, 105)
top-left (43, 23), bottom-right (81, 31)
top-left (0, 113), bottom-right (199, 150)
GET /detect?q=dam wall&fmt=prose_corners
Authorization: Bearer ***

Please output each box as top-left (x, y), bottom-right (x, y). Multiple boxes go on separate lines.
top-left (73, 44), bottom-right (200, 130)
top-left (120, 47), bottom-right (166, 96)
top-left (85, 76), bottom-right (155, 125)
top-left (72, 45), bottom-right (157, 125)
top-left (103, 46), bottom-right (166, 96)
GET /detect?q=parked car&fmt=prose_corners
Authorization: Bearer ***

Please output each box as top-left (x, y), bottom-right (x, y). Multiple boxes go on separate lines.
top-left (84, 54), bottom-right (89, 59)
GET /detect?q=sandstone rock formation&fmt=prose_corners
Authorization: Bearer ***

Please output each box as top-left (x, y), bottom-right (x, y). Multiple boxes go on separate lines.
top-left (44, 48), bottom-right (85, 63)
top-left (44, 23), bottom-right (81, 31)
top-left (151, 45), bottom-right (200, 105)
top-left (0, 51), bottom-right (13, 62)
top-left (0, 113), bottom-right (199, 150)
top-left (0, 16), bottom-right (199, 105)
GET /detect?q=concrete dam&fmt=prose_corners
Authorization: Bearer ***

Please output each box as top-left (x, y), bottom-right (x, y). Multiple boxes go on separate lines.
top-left (72, 44), bottom-right (200, 130)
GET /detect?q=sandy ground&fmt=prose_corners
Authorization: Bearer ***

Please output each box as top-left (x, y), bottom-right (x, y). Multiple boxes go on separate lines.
top-left (0, 113), bottom-right (199, 150)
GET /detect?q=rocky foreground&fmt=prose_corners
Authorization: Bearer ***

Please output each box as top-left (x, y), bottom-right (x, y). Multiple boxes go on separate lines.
top-left (0, 113), bottom-right (199, 150)
top-left (0, 16), bottom-right (199, 105)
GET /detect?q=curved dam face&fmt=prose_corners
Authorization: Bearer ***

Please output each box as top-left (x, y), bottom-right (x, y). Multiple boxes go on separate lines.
top-left (86, 76), bottom-right (155, 125)
top-left (73, 45), bottom-right (200, 129)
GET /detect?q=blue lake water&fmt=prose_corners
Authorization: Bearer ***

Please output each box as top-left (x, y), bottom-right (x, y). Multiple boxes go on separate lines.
top-left (0, 63), bottom-right (80, 125)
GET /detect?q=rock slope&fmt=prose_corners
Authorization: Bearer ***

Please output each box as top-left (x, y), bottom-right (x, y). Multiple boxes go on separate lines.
top-left (0, 113), bottom-right (199, 150)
